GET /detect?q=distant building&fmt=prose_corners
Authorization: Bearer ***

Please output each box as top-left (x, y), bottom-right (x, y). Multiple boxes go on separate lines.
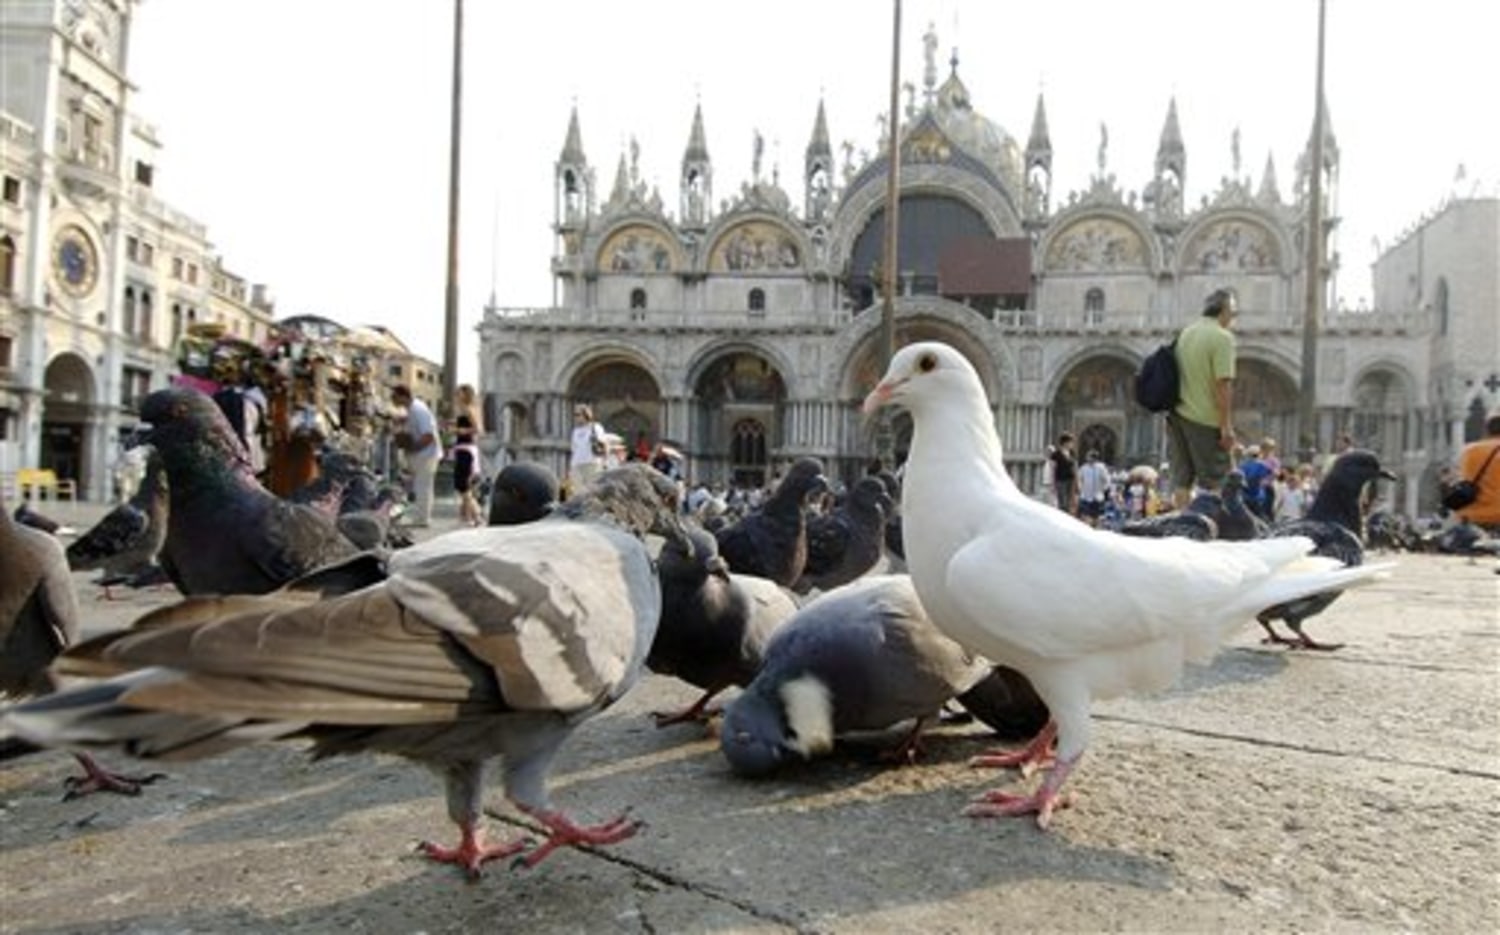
top-left (481, 27), bottom-right (1480, 514)
top-left (0, 0), bottom-right (276, 497)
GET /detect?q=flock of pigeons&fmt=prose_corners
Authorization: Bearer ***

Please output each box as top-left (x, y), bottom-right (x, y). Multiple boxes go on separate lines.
top-left (1, 353), bottom-right (1396, 879)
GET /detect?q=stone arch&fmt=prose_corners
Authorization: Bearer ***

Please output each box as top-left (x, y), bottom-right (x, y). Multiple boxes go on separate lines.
top-left (829, 165), bottom-right (1024, 276)
top-left (703, 216), bottom-right (808, 274)
top-left (684, 338), bottom-right (799, 400)
top-left (1232, 355), bottom-right (1301, 451)
top-left (1176, 210), bottom-right (1291, 274)
top-left (1048, 348), bottom-right (1147, 467)
top-left (829, 295), bottom-right (1015, 403)
top-left (687, 343), bottom-right (792, 488)
top-left (594, 220), bottom-right (683, 274)
top-left (42, 351), bottom-right (97, 489)
top-left (1349, 363), bottom-right (1414, 458)
top-left (1039, 210), bottom-right (1156, 274)
top-left (560, 344), bottom-right (665, 444)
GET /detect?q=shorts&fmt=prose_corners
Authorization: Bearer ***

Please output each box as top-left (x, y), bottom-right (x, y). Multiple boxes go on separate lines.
top-left (453, 449), bottom-right (475, 493)
top-left (1078, 498), bottom-right (1107, 520)
top-left (1166, 412), bottom-right (1230, 491)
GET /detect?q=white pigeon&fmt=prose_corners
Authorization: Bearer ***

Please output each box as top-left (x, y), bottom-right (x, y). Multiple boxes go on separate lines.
top-left (862, 341), bottom-right (1393, 827)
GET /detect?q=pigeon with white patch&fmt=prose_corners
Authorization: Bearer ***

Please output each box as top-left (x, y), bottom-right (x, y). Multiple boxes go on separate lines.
top-left (795, 476), bottom-right (895, 594)
top-left (650, 526), bottom-right (798, 727)
top-left (2, 464), bottom-right (692, 878)
top-left (1254, 449), bottom-right (1397, 650)
top-left (135, 386), bottom-right (359, 595)
top-left (66, 449), bottom-right (170, 598)
top-left (863, 341), bottom-right (1393, 827)
top-left (713, 458), bottom-right (829, 588)
top-left (0, 493), bottom-right (164, 797)
top-left (719, 574), bottom-right (990, 776)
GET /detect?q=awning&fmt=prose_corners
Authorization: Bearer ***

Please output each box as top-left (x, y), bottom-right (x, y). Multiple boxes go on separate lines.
top-left (938, 237), bottom-right (1032, 296)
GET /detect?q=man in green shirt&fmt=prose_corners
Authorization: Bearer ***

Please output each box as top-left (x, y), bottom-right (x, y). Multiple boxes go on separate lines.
top-left (1166, 287), bottom-right (1238, 509)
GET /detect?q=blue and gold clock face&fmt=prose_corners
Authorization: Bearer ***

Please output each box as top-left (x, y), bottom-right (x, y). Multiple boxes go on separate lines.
top-left (53, 225), bottom-right (98, 297)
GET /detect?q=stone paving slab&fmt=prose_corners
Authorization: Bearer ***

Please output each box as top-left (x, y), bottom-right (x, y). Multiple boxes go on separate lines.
top-left (1, 504), bottom-right (1496, 933)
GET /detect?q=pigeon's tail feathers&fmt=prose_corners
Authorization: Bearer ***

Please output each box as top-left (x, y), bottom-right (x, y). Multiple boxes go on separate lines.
top-left (1, 668), bottom-right (303, 761)
top-left (1202, 559), bottom-right (1396, 660)
top-left (779, 673), bottom-right (834, 757)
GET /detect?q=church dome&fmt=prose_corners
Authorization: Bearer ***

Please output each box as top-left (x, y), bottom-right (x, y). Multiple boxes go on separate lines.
top-left (931, 67), bottom-right (1024, 193)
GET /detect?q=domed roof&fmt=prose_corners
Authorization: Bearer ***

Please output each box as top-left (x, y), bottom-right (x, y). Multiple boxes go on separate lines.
top-left (931, 61), bottom-right (1023, 193)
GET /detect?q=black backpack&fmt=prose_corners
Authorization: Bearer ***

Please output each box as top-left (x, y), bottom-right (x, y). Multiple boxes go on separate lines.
top-left (1134, 335), bottom-right (1180, 413)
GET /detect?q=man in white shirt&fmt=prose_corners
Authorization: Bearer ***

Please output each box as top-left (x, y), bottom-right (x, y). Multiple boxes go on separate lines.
top-left (392, 385), bottom-right (442, 527)
top-left (1076, 449), bottom-right (1113, 527)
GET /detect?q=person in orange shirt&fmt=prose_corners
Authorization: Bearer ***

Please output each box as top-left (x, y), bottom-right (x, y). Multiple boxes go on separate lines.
top-left (1455, 412), bottom-right (1500, 529)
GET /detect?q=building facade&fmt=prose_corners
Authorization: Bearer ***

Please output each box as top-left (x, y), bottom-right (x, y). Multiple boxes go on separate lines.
top-left (0, 0), bottom-right (274, 497)
top-left (481, 33), bottom-right (1494, 515)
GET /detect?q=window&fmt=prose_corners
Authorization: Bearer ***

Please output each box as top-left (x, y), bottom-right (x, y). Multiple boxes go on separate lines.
top-left (140, 290), bottom-right (153, 342)
top-left (171, 304), bottom-right (183, 342)
top-left (1084, 287), bottom-right (1106, 325)
top-left (134, 161), bottom-right (154, 187)
top-left (171, 257), bottom-right (183, 279)
top-left (122, 366), bottom-right (151, 410)
top-left (0, 235), bottom-right (14, 295)
top-left (0, 334), bottom-right (12, 370)
top-left (126, 235), bottom-right (139, 262)
top-left (748, 288), bottom-right (766, 314)
top-left (2, 175), bottom-right (19, 204)
top-left (140, 241), bottom-right (154, 265)
top-left (629, 288), bottom-right (647, 310)
top-left (122, 286), bottom-right (136, 336)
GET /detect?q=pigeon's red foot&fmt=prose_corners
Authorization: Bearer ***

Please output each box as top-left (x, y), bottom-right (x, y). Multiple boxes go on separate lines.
top-left (651, 688), bottom-right (725, 728)
top-left (514, 806), bottom-right (643, 869)
top-left (969, 719), bottom-right (1057, 777)
top-left (63, 753), bottom-right (165, 800)
top-left (417, 822), bottom-right (528, 880)
top-left (879, 717), bottom-right (931, 765)
top-left (963, 753), bottom-right (1080, 829)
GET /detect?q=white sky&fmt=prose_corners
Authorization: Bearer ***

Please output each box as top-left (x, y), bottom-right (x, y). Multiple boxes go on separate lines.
top-left (128, 0), bottom-right (1499, 386)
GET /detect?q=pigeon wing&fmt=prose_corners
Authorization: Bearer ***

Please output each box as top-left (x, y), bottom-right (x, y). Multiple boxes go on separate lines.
top-left (66, 503), bottom-right (149, 570)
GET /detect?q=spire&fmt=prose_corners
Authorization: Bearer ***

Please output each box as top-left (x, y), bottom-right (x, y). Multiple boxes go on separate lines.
top-left (1156, 97), bottom-right (1185, 170)
top-left (1025, 92), bottom-right (1051, 166)
top-left (559, 103), bottom-right (586, 164)
top-left (682, 101), bottom-right (709, 169)
top-left (1258, 151), bottom-right (1281, 203)
top-left (610, 151), bottom-right (629, 204)
top-left (806, 98), bottom-right (831, 162)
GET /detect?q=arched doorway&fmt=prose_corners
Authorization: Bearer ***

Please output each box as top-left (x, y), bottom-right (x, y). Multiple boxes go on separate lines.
top-left (569, 358), bottom-right (662, 447)
top-left (42, 352), bottom-right (95, 489)
top-left (1234, 360), bottom-right (1300, 455)
top-left (1052, 355), bottom-right (1138, 467)
top-left (693, 350), bottom-right (787, 487)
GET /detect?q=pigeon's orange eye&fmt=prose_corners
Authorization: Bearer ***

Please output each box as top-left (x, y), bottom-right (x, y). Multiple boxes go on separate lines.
top-left (917, 353), bottom-right (937, 373)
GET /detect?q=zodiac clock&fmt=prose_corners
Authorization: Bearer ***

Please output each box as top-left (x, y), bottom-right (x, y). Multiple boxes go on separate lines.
top-left (53, 225), bottom-right (99, 297)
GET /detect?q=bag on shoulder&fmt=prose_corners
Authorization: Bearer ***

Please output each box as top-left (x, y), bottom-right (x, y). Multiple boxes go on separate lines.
top-left (1134, 336), bottom-right (1180, 413)
top-left (589, 423), bottom-right (608, 457)
top-left (1441, 480), bottom-right (1479, 512)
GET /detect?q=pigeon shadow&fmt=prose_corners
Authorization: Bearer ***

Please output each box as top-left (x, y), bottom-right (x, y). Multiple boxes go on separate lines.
top-left (1166, 646), bottom-right (1290, 696)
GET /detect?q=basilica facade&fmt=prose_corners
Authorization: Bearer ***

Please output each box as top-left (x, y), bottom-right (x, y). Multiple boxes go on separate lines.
top-left (480, 37), bottom-right (1493, 515)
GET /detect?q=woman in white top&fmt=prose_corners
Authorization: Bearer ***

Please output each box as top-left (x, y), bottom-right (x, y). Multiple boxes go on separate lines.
top-left (568, 404), bottom-right (606, 492)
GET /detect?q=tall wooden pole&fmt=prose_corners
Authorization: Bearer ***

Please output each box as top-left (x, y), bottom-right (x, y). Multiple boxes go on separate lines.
top-left (1298, 0), bottom-right (1327, 460)
top-left (875, 0), bottom-right (902, 467)
top-left (441, 0), bottom-right (464, 412)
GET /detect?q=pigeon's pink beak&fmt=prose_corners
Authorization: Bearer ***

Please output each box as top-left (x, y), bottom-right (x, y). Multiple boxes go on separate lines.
top-left (862, 379), bottom-right (899, 415)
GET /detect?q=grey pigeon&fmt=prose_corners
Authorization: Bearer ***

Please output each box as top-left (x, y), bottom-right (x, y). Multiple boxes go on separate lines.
top-left (290, 449), bottom-right (388, 516)
top-left (3, 463), bottom-right (692, 879)
top-left (13, 500), bottom-right (62, 536)
top-left (720, 574), bottom-right (990, 776)
top-left (66, 449), bottom-right (170, 597)
top-left (953, 665), bottom-right (1051, 740)
top-left (649, 526), bottom-right (798, 727)
top-left (488, 461), bottom-right (560, 526)
top-left (795, 476), bottom-right (894, 593)
top-left (334, 499), bottom-right (402, 552)
top-left (1211, 471), bottom-right (1269, 541)
top-left (1255, 449), bottom-right (1397, 650)
top-left (135, 386), bottom-right (359, 595)
top-left (714, 457), bottom-right (829, 587)
top-left (0, 494), bottom-right (163, 796)
top-left (1116, 508), bottom-right (1218, 541)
